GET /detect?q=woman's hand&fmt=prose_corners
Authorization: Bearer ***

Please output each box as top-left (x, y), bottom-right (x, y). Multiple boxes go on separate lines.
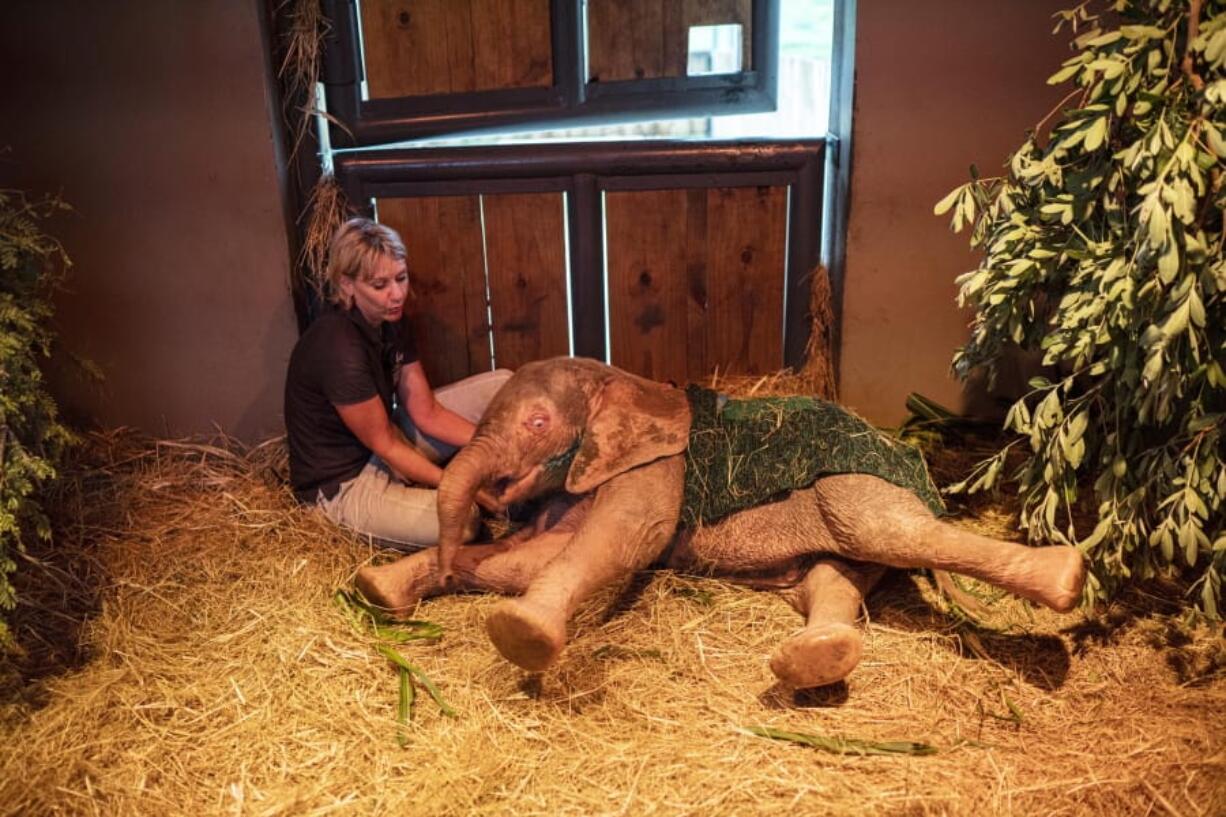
top-left (334, 396), bottom-right (444, 486)
top-left (401, 361), bottom-right (478, 447)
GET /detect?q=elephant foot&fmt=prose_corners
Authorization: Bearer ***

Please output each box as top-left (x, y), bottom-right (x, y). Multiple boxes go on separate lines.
top-left (1040, 547), bottom-right (1087, 613)
top-left (1012, 546), bottom-right (1087, 613)
top-left (769, 622), bottom-right (863, 689)
top-left (485, 598), bottom-right (567, 672)
top-left (354, 552), bottom-right (437, 617)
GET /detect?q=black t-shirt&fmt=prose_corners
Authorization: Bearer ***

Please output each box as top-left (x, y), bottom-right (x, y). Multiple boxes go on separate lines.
top-left (284, 304), bottom-right (419, 502)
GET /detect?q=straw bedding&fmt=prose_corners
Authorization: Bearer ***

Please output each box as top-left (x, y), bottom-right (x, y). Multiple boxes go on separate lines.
top-left (1, 408), bottom-right (1223, 816)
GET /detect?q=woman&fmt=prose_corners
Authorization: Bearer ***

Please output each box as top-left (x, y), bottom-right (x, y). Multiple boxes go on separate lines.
top-left (284, 217), bottom-right (510, 547)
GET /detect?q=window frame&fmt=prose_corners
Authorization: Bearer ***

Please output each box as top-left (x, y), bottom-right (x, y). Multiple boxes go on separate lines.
top-left (319, 0), bottom-right (780, 147)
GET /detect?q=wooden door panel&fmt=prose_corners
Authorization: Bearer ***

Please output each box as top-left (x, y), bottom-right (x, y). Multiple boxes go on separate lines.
top-left (605, 189), bottom-right (691, 384)
top-left (605, 184), bottom-right (787, 382)
top-left (480, 192), bottom-right (571, 370)
top-left (360, 0), bottom-right (552, 98)
top-left (470, 0), bottom-right (553, 92)
top-left (376, 196), bottom-right (491, 385)
top-left (585, 0), bottom-right (665, 84)
top-left (703, 185), bottom-right (787, 376)
top-left (683, 188), bottom-right (711, 380)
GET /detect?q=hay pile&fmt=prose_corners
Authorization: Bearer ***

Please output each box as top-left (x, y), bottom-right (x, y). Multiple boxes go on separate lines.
top-left (1, 420), bottom-right (1224, 816)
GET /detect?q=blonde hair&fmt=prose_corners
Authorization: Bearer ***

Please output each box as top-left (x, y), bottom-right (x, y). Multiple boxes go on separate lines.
top-left (326, 218), bottom-right (408, 304)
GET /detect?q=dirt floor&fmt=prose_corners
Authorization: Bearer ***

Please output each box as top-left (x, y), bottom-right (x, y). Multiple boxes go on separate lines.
top-left (1, 428), bottom-right (1223, 817)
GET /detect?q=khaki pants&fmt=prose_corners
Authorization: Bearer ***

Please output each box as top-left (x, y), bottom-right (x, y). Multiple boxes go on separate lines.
top-left (318, 369), bottom-right (512, 549)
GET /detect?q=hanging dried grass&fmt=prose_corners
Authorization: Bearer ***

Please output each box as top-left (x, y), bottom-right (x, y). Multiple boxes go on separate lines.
top-left (800, 262), bottom-right (838, 399)
top-left (276, 0), bottom-right (329, 164)
top-left (710, 263), bottom-right (838, 400)
top-left (271, 0), bottom-right (352, 306)
top-left (298, 172), bottom-right (349, 300)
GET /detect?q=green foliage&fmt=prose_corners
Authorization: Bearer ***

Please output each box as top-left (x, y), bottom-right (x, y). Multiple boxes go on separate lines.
top-left (937, 0), bottom-right (1226, 615)
top-left (334, 589), bottom-right (454, 744)
top-left (0, 185), bottom-right (74, 645)
top-left (744, 725), bottom-right (939, 757)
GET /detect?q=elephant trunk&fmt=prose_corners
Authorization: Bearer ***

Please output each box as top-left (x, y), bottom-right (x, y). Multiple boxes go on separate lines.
top-left (436, 439), bottom-right (497, 585)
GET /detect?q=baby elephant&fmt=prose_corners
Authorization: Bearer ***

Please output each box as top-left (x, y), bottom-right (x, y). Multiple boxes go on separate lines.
top-left (357, 358), bottom-right (1086, 689)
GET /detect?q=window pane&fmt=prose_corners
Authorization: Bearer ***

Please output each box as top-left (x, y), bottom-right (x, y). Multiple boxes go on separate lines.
top-left (586, 0), bottom-right (753, 82)
top-left (355, 0), bottom-right (830, 149)
top-left (710, 0), bottom-right (834, 138)
top-left (687, 24), bottom-right (744, 76)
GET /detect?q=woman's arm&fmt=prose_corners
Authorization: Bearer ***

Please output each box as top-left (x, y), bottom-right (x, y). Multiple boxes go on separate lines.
top-left (399, 360), bottom-right (477, 447)
top-left (336, 396), bottom-right (500, 512)
top-left (335, 395), bottom-right (445, 487)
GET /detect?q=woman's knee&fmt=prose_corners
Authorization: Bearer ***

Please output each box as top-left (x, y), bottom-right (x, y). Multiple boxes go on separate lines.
top-left (436, 368), bottom-right (513, 422)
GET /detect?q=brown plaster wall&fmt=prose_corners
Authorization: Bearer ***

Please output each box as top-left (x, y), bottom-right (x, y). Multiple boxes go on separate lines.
top-left (839, 0), bottom-right (1073, 425)
top-left (0, 0), bottom-right (296, 441)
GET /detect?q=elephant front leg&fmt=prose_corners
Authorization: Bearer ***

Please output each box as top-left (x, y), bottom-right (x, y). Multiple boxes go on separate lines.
top-left (485, 455), bottom-right (684, 672)
top-left (771, 559), bottom-right (886, 688)
top-left (354, 531), bottom-right (576, 617)
top-left (356, 494), bottom-right (592, 616)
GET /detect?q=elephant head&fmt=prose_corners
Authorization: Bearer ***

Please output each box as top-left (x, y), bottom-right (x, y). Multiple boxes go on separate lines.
top-left (435, 357), bottom-right (692, 583)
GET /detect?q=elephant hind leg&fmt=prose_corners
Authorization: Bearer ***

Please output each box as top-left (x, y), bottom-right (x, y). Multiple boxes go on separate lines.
top-left (771, 558), bottom-right (885, 688)
top-left (676, 498), bottom-right (884, 687)
top-left (673, 490), bottom-right (839, 573)
top-left (811, 475), bottom-right (1086, 613)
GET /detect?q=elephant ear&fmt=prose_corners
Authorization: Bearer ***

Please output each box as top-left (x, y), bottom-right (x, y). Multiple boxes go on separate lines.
top-left (565, 373), bottom-right (692, 494)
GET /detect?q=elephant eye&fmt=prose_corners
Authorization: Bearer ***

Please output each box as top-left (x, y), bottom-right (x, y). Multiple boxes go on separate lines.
top-left (525, 413), bottom-right (549, 433)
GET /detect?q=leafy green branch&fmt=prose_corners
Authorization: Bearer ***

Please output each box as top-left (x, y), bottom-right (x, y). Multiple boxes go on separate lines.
top-left (333, 589), bottom-right (455, 746)
top-left (0, 184), bottom-right (75, 647)
top-left (936, 0), bottom-right (1226, 616)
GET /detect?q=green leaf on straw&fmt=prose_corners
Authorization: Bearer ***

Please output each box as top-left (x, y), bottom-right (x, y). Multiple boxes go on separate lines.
top-left (396, 667), bottom-right (414, 748)
top-left (334, 588), bottom-right (443, 642)
top-left (745, 725), bottom-right (938, 756)
top-left (332, 589), bottom-right (366, 628)
top-left (373, 621), bottom-right (444, 643)
top-left (1002, 693), bottom-right (1025, 725)
top-left (377, 645), bottom-right (457, 718)
top-left (335, 590), bottom-right (454, 740)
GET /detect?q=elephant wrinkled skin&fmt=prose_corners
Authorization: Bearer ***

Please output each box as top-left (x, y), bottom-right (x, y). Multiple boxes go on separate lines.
top-left (356, 358), bottom-right (1086, 689)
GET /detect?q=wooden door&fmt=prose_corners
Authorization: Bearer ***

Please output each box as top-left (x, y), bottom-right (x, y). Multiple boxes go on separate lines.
top-left (376, 192), bottom-right (570, 384)
top-left (604, 185), bottom-right (788, 383)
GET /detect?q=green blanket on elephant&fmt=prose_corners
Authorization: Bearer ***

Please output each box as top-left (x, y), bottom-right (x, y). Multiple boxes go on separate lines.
top-left (681, 385), bottom-right (945, 528)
